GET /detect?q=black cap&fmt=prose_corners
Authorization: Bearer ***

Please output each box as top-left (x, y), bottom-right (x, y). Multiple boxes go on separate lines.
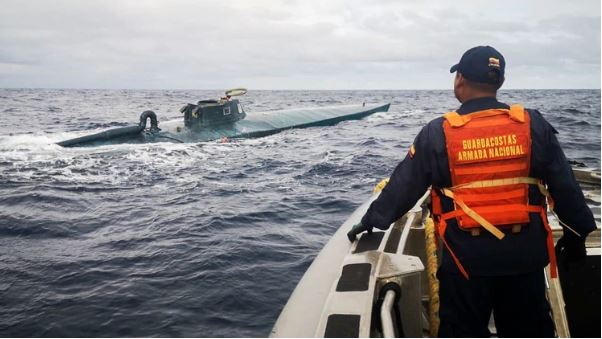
top-left (450, 46), bottom-right (505, 85)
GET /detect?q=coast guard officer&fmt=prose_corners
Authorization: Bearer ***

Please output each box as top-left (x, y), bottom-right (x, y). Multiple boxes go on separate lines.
top-left (348, 46), bottom-right (596, 337)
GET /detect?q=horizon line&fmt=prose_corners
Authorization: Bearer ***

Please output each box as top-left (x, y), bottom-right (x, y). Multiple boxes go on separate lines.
top-left (1, 87), bottom-right (600, 91)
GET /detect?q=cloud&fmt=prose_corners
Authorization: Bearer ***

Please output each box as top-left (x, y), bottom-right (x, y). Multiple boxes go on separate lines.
top-left (0, 0), bottom-right (599, 89)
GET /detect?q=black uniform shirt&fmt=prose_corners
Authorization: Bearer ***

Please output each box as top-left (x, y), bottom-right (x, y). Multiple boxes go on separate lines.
top-left (361, 97), bottom-right (597, 276)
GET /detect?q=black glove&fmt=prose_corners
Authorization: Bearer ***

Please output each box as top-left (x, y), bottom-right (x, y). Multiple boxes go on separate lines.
top-left (555, 233), bottom-right (586, 262)
top-left (347, 222), bottom-right (373, 242)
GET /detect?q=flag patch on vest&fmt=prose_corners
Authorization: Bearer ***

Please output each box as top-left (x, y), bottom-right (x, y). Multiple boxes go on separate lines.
top-left (408, 144), bottom-right (416, 159)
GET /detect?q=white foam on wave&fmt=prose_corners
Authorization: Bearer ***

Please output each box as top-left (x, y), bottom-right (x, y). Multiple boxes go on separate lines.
top-left (0, 118), bottom-right (359, 188)
top-left (0, 127), bottom-right (309, 188)
top-left (0, 131), bottom-right (232, 185)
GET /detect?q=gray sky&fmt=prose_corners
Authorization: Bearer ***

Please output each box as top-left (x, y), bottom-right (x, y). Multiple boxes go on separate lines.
top-left (0, 0), bottom-right (600, 89)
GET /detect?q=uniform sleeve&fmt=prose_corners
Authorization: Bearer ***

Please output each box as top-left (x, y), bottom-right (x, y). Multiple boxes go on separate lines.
top-left (541, 117), bottom-right (597, 238)
top-left (361, 125), bottom-right (433, 230)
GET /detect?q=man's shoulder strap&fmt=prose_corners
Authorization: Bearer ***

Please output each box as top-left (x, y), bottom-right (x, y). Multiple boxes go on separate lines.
top-left (443, 104), bottom-right (526, 127)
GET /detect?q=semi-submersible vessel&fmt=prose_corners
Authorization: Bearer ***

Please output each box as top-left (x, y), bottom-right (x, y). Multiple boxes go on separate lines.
top-left (58, 88), bottom-right (390, 147)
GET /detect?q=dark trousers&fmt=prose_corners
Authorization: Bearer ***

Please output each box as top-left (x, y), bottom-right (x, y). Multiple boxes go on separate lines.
top-left (437, 270), bottom-right (555, 338)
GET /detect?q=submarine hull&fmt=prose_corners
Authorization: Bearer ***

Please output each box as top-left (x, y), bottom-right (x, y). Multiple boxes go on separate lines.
top-left (58, 103), bottom-right (390, 147)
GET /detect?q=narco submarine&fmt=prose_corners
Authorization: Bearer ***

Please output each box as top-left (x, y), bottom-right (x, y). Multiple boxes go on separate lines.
top-left (57, 88), bottom-right (391, 147)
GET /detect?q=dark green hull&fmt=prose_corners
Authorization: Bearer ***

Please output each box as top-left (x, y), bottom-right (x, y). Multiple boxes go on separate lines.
top-left (58, 103), bottom-right (390, 147)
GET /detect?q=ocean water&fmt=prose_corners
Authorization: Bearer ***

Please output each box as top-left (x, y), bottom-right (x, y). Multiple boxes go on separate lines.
top-left (0, 89), bottom-right (599, 337)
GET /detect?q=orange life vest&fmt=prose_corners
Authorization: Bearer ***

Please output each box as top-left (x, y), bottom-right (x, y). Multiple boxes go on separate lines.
top-left (431, 104), bottom-right (557, 279)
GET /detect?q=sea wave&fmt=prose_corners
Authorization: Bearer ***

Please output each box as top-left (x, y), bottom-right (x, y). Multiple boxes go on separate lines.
top-left (0, 89), bottom-right (599, 337)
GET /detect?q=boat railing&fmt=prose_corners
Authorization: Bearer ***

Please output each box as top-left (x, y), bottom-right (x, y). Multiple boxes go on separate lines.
top-left (380, 289), bottom-right (398, 337)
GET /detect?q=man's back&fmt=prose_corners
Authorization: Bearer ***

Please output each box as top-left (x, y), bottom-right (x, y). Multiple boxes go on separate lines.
top-left (361, 96), bottom-right (595, 275)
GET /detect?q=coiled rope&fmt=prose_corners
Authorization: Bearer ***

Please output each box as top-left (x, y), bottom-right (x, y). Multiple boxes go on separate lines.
top-left (424, 216), bottom-right (440, 337)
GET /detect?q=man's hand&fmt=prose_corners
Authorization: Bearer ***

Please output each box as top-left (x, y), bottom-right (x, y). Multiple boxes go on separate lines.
top-left (555, 233), bottom-right (586, 262)
top-left (347, 222), bottom-right (373, 242)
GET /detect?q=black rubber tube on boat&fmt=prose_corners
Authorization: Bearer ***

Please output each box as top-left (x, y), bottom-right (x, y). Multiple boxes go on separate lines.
top-left (139, 110), bottom-right (160, 132)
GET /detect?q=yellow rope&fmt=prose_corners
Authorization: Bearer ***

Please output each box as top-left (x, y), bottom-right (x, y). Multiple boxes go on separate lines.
top-left (373, 178), bottom-right (390, 193)
top-left (424, 216), bottom-right (440, 337)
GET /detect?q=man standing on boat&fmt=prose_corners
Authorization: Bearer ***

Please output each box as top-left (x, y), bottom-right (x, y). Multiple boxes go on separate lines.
top-left (349, 46), bottom-right (596, 337)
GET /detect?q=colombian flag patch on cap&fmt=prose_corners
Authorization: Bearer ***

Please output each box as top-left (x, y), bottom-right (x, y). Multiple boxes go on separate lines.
top-left (488, 57), bottom-right (500, 68)
top-left (409, 144), bottom-right (416, 159)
